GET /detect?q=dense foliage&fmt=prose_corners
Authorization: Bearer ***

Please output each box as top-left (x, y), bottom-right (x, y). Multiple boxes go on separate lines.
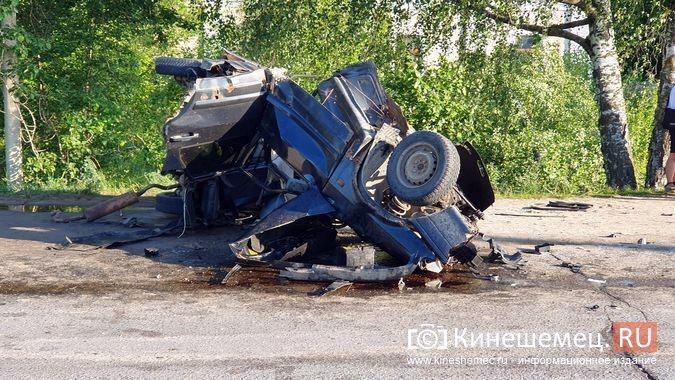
top-left (2, 0), bottom-right (198, 191)
top-left (0, 0), bottom-right (663, 194)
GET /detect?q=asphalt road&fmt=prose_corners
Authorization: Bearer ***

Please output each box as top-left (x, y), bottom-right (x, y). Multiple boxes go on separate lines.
top-left (0, 195), bottom-right (673, 379)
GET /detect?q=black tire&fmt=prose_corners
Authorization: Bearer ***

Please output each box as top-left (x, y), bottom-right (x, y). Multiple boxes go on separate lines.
top-left (155, 191), bottom-right (184, 215)
top-left (154, 57), bottom-right (205, 78)
top-left (386, 131), bottom-right (460, 206)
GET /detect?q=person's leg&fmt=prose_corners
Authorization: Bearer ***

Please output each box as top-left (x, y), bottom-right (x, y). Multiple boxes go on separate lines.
top-left (666, 132), bottom-right (675, 188)
top-left (667, 152), bottom-right (675, 184)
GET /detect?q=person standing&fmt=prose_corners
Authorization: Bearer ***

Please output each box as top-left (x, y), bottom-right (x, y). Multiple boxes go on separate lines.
top-left (663, 85), bottom-right (675, 192)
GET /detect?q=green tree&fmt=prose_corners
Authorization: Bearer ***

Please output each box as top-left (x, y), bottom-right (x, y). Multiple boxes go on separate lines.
top-left (10, 0), bottom-right (199, 190)
top-left (409, 0), bottom-right (638, 188)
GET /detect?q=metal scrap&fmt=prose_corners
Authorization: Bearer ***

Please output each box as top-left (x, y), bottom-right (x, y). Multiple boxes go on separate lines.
top-left (221, 264), bottom-right (242, 285)
top-left (518, 242), bottom-right (554, 255)
top-left (535, 243), bottom-right (553, 253)
top-left (561, 261), bottom-right (582, 273)
top-left (486, 239), bottom-right (522, 265)
top-left (48, 224), bottom-right (178, 250)
top-left (311, 280), bottom-right (353, 296)
top-left (528, 201), bottom-right (593, 212)
top-left (279, 262), bottom-right (417, 282)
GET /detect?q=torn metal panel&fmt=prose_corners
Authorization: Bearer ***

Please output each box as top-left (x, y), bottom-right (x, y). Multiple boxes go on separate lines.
top-left (486, 239), bottom-right (523, 265)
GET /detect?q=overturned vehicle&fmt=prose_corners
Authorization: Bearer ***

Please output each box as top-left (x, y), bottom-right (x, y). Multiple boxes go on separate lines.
top-left (152, 51), bottom-right (495, 281)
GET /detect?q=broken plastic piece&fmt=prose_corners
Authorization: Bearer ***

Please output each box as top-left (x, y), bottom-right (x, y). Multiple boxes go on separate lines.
top-left (144, 247), bottom-right (159, 257)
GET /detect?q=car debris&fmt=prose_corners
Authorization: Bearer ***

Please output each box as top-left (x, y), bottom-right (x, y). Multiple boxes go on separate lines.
top-left (587, 278), bottom-right (607, 284)
top-left (485, 239), bottom-right (522, 265)
top-left (277, 262), bottom-right (418, 282)
top-left (528, 201), bottom-right (593, 212)
top-left (221, 264), bottom-right (242, 285)
top-left (472, 273), bottom-right (500, 282)
top-left (424, 279), bottom-right (443, 288)
top-left (312, 280), bottom-right (353, 296)
top-left (59, 51), bottom-right (500, 282)
top-left (561, 261), bottom-right (582, 273)
top-left (397, 278), bottom-right (406, 291)
top-left (637, 238), bottom-right (647, 245)
top-left (519, 242), bottom-right (554, 255)
top-left (534, 243), bottom-right (553, 253)
top-left (50, 220), bottom-right (180, 250)
top-left (122, 217), bottom-right (138, 228)
top-left (144, 247), bottom-right (160, 257)
top-left (344, 246), bottom-right (375, 268)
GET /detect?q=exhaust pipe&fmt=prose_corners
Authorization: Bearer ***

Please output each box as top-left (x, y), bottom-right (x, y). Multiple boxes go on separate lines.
top-left (83, 183), bottom-right (179, 222)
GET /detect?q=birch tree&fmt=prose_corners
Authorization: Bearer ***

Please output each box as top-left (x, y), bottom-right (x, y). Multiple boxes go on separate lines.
top-left (412, 0), bottom-right (637, 188)
top-left (1, 2), bottom-right (22, 191)
top-left (645, 7), bottom-right (675, 188)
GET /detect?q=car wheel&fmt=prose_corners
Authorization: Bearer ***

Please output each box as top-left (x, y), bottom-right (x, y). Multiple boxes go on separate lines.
top-left (386, 131), bottom-right (460, 206)
top-left (155, 191), bottom-right (184, 215)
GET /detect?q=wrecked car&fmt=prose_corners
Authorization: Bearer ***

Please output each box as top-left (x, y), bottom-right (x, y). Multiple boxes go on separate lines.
top-left (150, 51), bottom-right (495, 281)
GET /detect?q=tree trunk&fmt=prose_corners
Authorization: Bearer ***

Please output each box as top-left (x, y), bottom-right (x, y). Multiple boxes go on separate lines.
top-left (587, 0), bottom-right (636, 189)
top-left (2, 9), bottom-right (23, 191)
top-left (645, 10), bottom-right (675, 188)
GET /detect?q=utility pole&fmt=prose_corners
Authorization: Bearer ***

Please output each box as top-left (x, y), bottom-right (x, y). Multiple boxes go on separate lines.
top-left (2, 7), bottom-right (23, 191)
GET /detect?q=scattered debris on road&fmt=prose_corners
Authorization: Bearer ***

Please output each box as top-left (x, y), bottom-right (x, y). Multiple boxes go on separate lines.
top-left (561, 262), bottom-right (583, 273)
top-left (528, 201), bottom-right (593, 212)
top-left (312, 280), bottom-right (353, 296)
top-left (425, 279), bottom-right (443, 289)
top-left (221, 264), bottom-right (242, 286)
top-left (486, 239), bottom-right (522, 265)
